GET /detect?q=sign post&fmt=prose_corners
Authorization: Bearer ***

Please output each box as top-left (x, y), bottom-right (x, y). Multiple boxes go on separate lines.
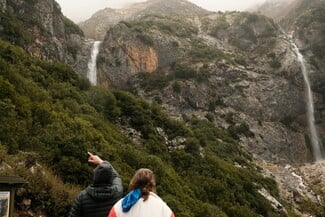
top-left (0, 176), bottom-right (27, 217)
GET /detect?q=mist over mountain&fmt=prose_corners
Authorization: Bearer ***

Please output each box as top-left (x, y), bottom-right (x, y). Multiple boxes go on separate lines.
top-left (79, 0), bottom-right (210, 40)
top-left (0, 0), bottom-right (325, 216)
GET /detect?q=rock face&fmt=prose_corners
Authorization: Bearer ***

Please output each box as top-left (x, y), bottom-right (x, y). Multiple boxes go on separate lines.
top-left (97, 22), bottom-right (182, 88)
top-left (289, 1), bottom-right (325, 140)
top-left (252, 0), bottom-right (325, 159)
top-left (0, 0), bottom-right (90, 76)
top-left (96, 12), bottom-right (319, 164)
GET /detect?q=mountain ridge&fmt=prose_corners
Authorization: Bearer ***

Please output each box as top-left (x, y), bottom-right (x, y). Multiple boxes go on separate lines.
top-left (79, 0), bottom-right (210, 40)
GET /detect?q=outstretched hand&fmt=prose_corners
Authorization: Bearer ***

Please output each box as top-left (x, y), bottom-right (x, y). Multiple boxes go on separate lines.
top-left (88, 152), bottom-right (104, 165)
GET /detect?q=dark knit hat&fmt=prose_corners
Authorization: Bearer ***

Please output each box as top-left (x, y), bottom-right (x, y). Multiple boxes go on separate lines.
top-left (93, 164), bottom-right (112, 185)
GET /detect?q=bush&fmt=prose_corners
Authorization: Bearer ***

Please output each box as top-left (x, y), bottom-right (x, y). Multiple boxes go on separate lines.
top-left (136, 33), bottom-right (154, 46)
top-left (189, 41), bottom-right (225, 63)
top-left (172, 81), bottom-right (181, 93)
top-left (268, 52), bottom-right (282, 69)
top-left (172, 62), bottom-right (197, 79)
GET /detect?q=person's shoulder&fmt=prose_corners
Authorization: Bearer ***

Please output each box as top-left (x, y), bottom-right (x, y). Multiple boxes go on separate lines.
top-left (149, 192), bottom-right (163, 201)
top-left (148, 192), bottom-right (174, 214)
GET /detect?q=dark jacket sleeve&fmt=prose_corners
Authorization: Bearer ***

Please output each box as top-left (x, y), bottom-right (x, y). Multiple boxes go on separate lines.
top-left (68, 191), bottom-right (84, 217)
top-left (102, 161), bottom-right (123, 199)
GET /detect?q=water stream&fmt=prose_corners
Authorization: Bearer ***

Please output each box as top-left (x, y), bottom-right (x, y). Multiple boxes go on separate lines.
top-left (289, 36), bottom-right (324, 161)
top-left (87, 41), bottom-right (101, 85)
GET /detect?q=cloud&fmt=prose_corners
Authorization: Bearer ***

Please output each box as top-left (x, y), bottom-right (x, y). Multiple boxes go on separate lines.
top-left (190, 0), bottom-right (266, 11)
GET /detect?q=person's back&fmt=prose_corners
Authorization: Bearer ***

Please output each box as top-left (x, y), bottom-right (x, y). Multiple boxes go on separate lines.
top-left (69, 153), bottom-right (123, 217)
top-left (108, 168), bottom-right (175, 217)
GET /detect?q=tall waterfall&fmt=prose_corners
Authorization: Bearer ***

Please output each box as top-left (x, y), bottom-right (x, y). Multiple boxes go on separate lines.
top-left (87, 41), bottom-right (101, 85)
top-left (289, 36), bottom-right (324, 161)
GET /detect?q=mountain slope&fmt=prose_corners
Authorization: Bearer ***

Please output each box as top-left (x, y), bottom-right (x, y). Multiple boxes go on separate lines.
top-left (97, 12), bottom-right (313, 164)
top-left (0, 39), bottom-right (296, 217)
top-left (248, 0), bottom-right (299, 22)
top-left (79, 0), bottom-right (210, 40)
top-left (0, 0), bottom-right (94, 77)
top-left (0, 0), bottom-right (83, 62)
top-left (251, 0), bottom-right (325, 136)
top-left (0, 0), bottom-right (324, 216)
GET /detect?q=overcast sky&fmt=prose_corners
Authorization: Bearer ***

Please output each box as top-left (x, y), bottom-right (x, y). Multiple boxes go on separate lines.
top-left (56, 0), bottom-right (267, 23)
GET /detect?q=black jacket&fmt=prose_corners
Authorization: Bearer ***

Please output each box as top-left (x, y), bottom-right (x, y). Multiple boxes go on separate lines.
top-left (69, 161), bottom-right (123, 217)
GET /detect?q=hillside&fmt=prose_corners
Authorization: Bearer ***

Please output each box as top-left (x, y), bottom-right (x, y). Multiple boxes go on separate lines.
top-left (97, 12), bottom-right (313, 163)
top-left (79, 0), bottom-right (210, 40)
top-left (94, 7), bottom-right (325, 215)
top-left (0, 39), bottom-right (298, 217)
top-left (0, 0), bottom-right (325, 216)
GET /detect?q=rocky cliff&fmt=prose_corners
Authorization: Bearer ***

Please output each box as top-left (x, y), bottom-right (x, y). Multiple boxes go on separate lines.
top-left (252, 0), bottom-right (325, 153)
top-left (0, 0), bottom-right (91, 76)
top-left (96, 12), bottom-right (319, 164)
top-left (287, 0), bottom-right (325, 118)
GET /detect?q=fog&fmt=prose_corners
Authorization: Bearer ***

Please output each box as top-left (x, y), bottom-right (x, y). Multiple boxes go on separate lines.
top-left (56, 0), bottom-right (266, 23)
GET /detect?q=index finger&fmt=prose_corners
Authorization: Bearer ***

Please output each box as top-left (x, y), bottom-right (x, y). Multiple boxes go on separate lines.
top-left (87, 151), bottom-right (93, 156)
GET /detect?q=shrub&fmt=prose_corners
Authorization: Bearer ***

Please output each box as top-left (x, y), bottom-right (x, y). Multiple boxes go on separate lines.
top-left (172, 81), bottom-right (181, 93)
top-left (268, 52), bottom-right (282, 69)
top-left (136, 33), bottom-right (154, 46)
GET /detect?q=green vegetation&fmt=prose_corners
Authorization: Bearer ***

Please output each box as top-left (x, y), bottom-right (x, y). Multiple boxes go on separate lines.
top-left (136, 33), bottom-right (154, 46)
top-left (189, 40), bottom-right (227, 63)
top-left (268, 52), bottom-right (282, 69)
top-left (0, 39), bottom-right (291, 217)
top-left (61, 15), bottom-right (84, 37)
top-left (122, 15), bottom-right (198, 38)
top-left (0, 4), bottom-right (83, 49)
top-left (207, 12), bottom-right (277, 53)
top-left (172, 81), bottom-right (182, 93)
top-left (207, 15), bottom-right (230, 39)
top-left (135, 71), bottom-right (170, 91)
top-left (133, 63), bottom-right (209, 92)
top-left (0, 12), bottom-right (33, 46)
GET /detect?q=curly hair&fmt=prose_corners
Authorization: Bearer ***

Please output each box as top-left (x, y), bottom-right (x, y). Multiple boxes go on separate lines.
top-left (128, 168), bottom-right (156, 201)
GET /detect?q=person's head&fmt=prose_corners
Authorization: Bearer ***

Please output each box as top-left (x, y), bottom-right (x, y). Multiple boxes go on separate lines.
top-left (92, 164), bottom-right (113, 186)
top-left (129, 168), bottom-right (156, 201)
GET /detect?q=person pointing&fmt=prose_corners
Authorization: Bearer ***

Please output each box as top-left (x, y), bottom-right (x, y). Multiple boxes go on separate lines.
top-left (69, 152), bottom-right (123, 217)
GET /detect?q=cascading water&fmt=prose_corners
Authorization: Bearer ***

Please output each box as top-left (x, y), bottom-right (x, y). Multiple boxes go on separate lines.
top-left (289, 35), bottom-right (324, 161)
top-left (87, 41), bottom-right (101, 85)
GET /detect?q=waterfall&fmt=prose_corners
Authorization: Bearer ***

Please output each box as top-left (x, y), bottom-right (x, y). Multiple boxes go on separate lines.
top-left (289, 36), bottom-right (324, 161)
top-left (87, 41), bottom-right (101, 85)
